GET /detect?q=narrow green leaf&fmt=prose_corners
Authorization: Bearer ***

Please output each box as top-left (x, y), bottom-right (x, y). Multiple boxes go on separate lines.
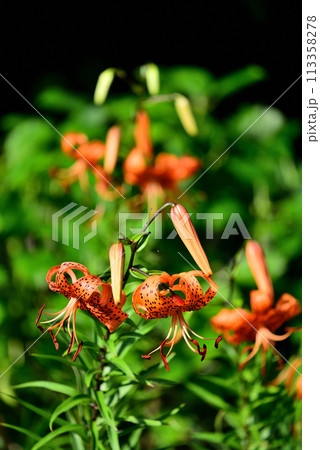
top-left (186, 382), bottom-right (230, 410)
top-left (95, 391), bottom-right (116, 428)
top-left (109, 356), bottom-right (137, 380)
top-left (0, 423), bottom-right (41, 441)
top-left (90, 420), bottom-right (99, 450)
top-left (136, 233), bottom-right (151, 252)
top-left (121, 415), bottom-right (162, 427)
top-left (30, 353), bottom-right (85, 369)
top-left (95, 391), bottom-right (120, 450)
top-left (31, 424), bottom-right (86, 450)
top-left (49, 394), bottom-right (91, 430)
top-left (85, 369), bottom-right (102, 388)
top-left (0, 392), bottom-right (68, 426)
top-left (14, 381), bottom-right (77, 397)
top-left (194, 432), bottom-right (225, 444)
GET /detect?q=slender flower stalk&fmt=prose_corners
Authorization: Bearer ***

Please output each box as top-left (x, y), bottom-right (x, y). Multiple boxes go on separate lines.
top-left (171, 204), bottom-right (212, 276)
top-left (109, 243), bottom-right (126, 305)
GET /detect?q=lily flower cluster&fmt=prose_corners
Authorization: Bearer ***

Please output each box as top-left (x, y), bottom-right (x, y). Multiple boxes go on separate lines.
top-left (38, 204), bottom-right (300, 376)
top-left (38, 203), bottom-right (220, 369)
top-left (51, 111), bottom-right (200, 209)
top-left (211, 241), bottom-right (301, 373)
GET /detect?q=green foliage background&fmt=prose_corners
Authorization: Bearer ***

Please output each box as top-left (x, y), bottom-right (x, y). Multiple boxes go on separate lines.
top-left (0, 65), bottom-right (301, 449)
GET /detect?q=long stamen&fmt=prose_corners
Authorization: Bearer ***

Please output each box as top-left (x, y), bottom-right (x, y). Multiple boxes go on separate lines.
top-left (141, 316), bottom-right (176, 360)
top-left (239, 334), bottom-right (263, 370)
top-left (72, 307), bottom-right (79, 345)
top-left (41, 309), bottom-right (69, 324)
top-left (179, 311), bottom-right (214, 341)
top-left (160, 339), bottom-right (169, 371)
top-left (181, 327), bottom-right (199, 354)
top-left (54, 320), bottom-right (65, 337)
top-left (165, 316), bottom-right (178, 358)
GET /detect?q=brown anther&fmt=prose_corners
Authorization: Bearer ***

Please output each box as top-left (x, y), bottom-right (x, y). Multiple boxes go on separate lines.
top-left (215, 335), bottom-right (223, 349)
top-left (49, 330), bottom-right (59, 350)
top-left (72, 341), bottom-right (83, 362)
top-left (67, 331), bottom-right (75, 354)
top-left (35, 304), bottom-right (45, 325)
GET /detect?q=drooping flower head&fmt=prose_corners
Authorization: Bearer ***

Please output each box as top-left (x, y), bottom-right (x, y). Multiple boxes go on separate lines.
top-left (211, 241), bottom-right (301, 372)
top-left (133, 270), bottom-right (218, 371)
top-left (37, 262), bottom-right (128, 360)
top-left (123, 111), bottom-right (200, 211)
top-left (52, 130), bottom-right (122, 200)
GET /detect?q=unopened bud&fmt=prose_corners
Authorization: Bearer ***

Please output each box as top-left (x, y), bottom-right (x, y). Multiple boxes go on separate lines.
top-left (104, 126), bottom-right (121, 174)
top-left (109, 243), bottom-right (125, 305)
top-left (171, 204), bottom-right (212, 276)
top-left (174, 95), bottom-right (198, 136)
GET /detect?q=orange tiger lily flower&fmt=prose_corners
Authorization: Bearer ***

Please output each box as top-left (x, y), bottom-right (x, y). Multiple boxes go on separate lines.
top-left (171, 204), bottom-right (212, 276)
top-left (53, 131), bottom-right (122, 200)
top-left (211, 241), bottom-right (301, 372)
top-left (37, 262), bottom-right (128, 360)
top-left (132, 270), bottom-right (218, 371)
top-left (123, 111), bottom-right (200, 211)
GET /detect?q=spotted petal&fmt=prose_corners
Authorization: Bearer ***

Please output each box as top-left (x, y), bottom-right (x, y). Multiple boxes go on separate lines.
top-left (85, 284), bottom-right (128, 333)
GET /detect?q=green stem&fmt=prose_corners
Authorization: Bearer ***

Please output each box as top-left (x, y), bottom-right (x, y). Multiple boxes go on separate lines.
top-left (142, 202), bottom-right (176, 233)
top-left (130, 267), bottom-right (149, 278)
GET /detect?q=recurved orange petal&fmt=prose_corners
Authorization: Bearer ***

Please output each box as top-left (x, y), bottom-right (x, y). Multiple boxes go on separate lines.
top-left (174, 270), bottom-right (218, 311)
top-left (134, 111), bottom-right (153, 157)
top-left (132, 273), bottom-right (180, 319)
top-left (123, 148), bottom-right (147, 185)
top-left (246, 241), bottom-right (274, 309)
top-left (104, 125), bottom-right (121, 174)
top-left (85, 284), bottom-right (128, 333)
top-left (61, 133), bottom-right (88, 156)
